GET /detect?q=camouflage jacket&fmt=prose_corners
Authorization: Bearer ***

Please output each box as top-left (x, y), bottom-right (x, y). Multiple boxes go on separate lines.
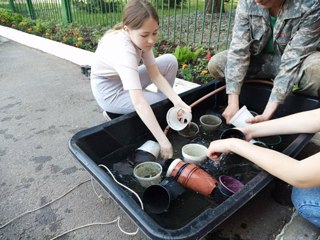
top-left (225, 0), bottom-right (320, 103)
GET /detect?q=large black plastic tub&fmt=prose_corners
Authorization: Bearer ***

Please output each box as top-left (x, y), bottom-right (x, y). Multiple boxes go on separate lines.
top-left (69, 80), bottom-right (320, 240)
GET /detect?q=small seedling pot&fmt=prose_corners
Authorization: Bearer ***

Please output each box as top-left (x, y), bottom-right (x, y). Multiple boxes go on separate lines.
top-left (166, 107), bottom-right (192, 131)
top-left (136, 140), bottom-right (161, 158)
top-left (199, 114), bottom-right (222, 134)
top-left (257, 135), bottom-right (282, 148)
top-left (181, 143), bottom-right (208, 165)
top-left (178, 122), bottom-right (199, 138)
top-left (220, 128), bottom-right (245, 140)
top-left (133, 162), bottom-right (162, 188)
top-left (218, 175), bottom-right (244, 197)
top-left (230, 105), bottom-right (254, 127)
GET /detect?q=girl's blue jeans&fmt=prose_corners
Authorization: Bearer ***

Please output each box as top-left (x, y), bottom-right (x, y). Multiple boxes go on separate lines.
top-left (292, 187), bottom-right (320, 228)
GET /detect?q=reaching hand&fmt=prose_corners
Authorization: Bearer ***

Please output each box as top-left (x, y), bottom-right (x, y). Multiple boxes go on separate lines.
top-left (246, 101), bottom-right (278, 124)
top-left (222, 104), bottom-right (239, 124)
top-left (160, 141), bottom-right (173, 160)
top-left (174, 100), bottom-right (191, 113)
top-left (246, 114), bottom-right (270, 124)
top-left (207, 139), bottom-right (233, 161)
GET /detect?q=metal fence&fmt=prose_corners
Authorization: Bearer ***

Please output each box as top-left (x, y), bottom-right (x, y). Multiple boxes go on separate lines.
top-left (4, 0), bottom-right (236, 49)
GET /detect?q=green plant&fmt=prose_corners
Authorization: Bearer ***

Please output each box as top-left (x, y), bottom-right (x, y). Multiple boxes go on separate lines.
top-left (0, 9), bottom-right (105, 51)
top-left (0, 8), bottom-right (215, 84)
top-left (173, 45), bottom-right (203, 64)
top-left (172, 45), bottom-right (213, 84)
top-left (0, 8), bottom-right (22, 26)
top-left (179, 64), bottom-right (193, 81)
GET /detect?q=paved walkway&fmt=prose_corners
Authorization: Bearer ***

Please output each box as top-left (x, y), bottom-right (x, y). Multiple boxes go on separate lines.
top-left (1, 25), bottom-right (319, 239)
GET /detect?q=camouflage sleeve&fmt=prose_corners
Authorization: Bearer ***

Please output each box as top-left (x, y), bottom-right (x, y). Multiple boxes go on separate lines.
top-left (225, 0), bottom-right (252, 95)
top-left (270, 2), bottom-right (320, 103)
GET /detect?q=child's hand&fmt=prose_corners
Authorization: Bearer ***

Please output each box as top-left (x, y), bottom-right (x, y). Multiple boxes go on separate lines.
top-left (174, 101), bottom-right (191, 113)
top-left (222, 104), bottom-right (239, 124)
top-left (160, 141), bottom-right (173, 160)
top-left (207, 139), bottom-right (231, 161)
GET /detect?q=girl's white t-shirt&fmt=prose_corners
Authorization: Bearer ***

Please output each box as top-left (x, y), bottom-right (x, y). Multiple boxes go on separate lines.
top-left (91, 29), bottom-right (156, 90)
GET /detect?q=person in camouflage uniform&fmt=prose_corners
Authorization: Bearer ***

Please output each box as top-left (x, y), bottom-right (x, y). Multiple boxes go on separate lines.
top-left (208, 0), bottom-right (320, 123)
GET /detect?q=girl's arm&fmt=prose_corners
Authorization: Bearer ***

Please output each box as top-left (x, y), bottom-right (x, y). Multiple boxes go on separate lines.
top-left (146, 64), bottom-right (191, 111)
top-left (129, 89), bottom-right (173, 159)
top-left (240, 108), bottom-right (320, 140)
top-left (207, 138), bottom-right (320, 188)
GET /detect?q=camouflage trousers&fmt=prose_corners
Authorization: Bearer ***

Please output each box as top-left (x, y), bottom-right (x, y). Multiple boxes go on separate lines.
top-left (208, 50), bottom-right (320, 97)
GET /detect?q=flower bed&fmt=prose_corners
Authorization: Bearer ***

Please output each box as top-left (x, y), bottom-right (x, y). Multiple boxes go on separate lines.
top-left (1, 8), bottom-right (214, 84)
top-left (155, 40), bottom-right (214, 84)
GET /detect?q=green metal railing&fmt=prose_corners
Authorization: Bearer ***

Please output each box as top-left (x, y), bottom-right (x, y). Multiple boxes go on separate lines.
top-left (4, 0), bottom-right (236, 49)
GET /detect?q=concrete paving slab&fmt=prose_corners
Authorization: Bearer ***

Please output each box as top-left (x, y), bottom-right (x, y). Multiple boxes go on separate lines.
top-left (275, 212), bottom-right (320, 240)
top-left (0, 36), bottom-right (148, 240)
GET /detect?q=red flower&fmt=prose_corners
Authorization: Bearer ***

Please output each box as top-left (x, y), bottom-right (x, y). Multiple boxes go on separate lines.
top-left (205, 53), bottom-right (212, 59)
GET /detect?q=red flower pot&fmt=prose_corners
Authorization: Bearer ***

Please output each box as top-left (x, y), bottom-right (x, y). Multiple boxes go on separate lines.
top-left (166, 159), bottom-right (218, 197)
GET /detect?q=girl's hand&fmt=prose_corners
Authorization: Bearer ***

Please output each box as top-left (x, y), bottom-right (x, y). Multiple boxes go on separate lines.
top-left (174, 101), bottom-right (191, 124)
top-left (159, 141), bottom-right (173, 160)
top-left (174, 100), bottom-right (191, 113)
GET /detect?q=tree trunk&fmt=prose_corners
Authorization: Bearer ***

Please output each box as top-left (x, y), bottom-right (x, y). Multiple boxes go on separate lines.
top-left (206, 0), bottom-right (225, 14)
